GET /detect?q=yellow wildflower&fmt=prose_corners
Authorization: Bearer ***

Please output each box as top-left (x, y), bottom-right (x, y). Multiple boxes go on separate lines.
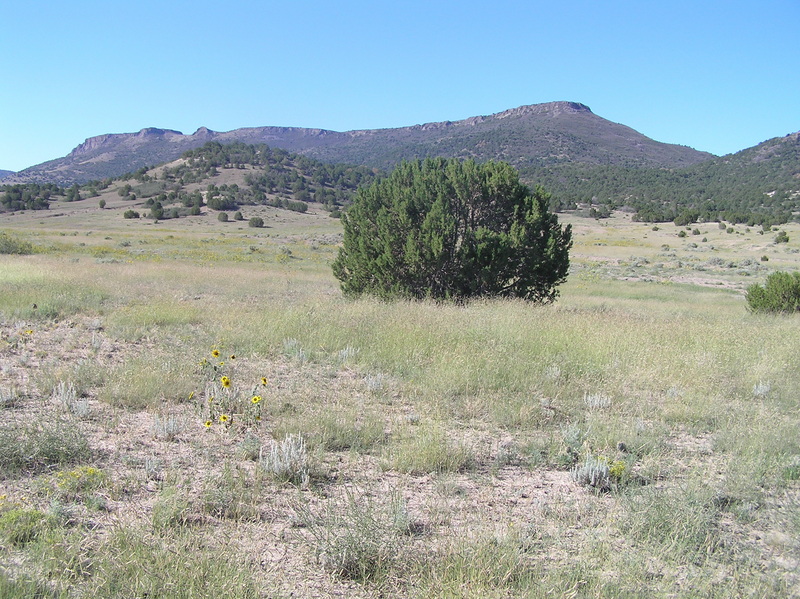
top-left (221, 376), bottom-right (231, 388)
top-left (204, 420), bottom-right (213, 429)
top-left (211, 349), bottom-right (220, 358)
top-left (251, 395), bottom-right (262, 404)
top-left (260, 377), bottom-right (268, 386)
top-left (219, 414), bottom-right (230, 424)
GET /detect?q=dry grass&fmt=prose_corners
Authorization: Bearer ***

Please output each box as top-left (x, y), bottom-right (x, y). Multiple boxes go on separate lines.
top-left (1, 201), bottom-right (799, 597)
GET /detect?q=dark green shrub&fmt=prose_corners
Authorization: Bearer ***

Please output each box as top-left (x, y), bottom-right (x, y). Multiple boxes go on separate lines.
top-left (248, 217), bottom-right (264, 228)
top-left (123, 210), bottom-right (140, 219)
top-left (746, 271), bottom-right (800, 313)
top-left (775, 230), bottom-right (789, 244)
top-left (218, 212), bottom-right (229, 222)
top-left (333, 158), bottom-right (572, 302)
top-left (677, 230), bottom-right (687, 238)
top-left (234, 211), bottom-right (244, 221)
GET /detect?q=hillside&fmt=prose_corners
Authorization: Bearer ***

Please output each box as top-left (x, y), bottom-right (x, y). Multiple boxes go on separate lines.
top-left (4, 102), bottom-right (712, 186)
top-left (536, 131), bottom-right (800, 224)
top-left (0, 170), bottom-right (14, 180)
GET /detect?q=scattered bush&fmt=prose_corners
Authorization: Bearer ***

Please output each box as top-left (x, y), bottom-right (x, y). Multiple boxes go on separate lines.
top-left (234, 211), bottom-right (244, 221)
top-left (218, 212), bottom-right (229, 222)
top-left (774, 230), bottom-right (789, 244)
top-left (123, 210), bottom-right (140, 219)
top-left (0, 232), bottom-right (34, 254)
top-left (248, 216), bottom-right (264, 228)
top-left (746, 271), bottom-right (800, 314)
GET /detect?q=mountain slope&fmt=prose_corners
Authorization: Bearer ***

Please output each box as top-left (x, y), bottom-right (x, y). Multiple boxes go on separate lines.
top-left (5, 102), bottom-right (713, 185)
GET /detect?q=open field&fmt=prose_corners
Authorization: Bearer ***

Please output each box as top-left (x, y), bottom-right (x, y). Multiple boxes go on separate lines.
top-left (1, 195), bottom-right (799, 597)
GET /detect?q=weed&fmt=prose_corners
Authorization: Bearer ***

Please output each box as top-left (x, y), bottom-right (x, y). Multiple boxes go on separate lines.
top-left (382, 428), bottom-right (474, 475)
top-left (0, 508), bottom-right (53, 546)
top-left (259, 434), bottom-right (309, 485)
top-left (583, 392), bottom-right (612, 410)
top-left (152, 486), bottom-right (192, 530)
top-left (296, 488), bottom-right (407, 583)
top-left (52, 381), bottom-right (90, 418)
top-left (0, 417), bottom-right (91, 476)
top-left (282, 338), bottom-right (307, 363)
top-left (0, 386), bottom-right (21, 409)
top-left (200, 462), bottom-right (262, 521)
top-left (752, 381), bottom-right (771, 399)
top-left (51, 466), bottom-right (107, 501)
top-left (150, 411), bottom-right (188, 440)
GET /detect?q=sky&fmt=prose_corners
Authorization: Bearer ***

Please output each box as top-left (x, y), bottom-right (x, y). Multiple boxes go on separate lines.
top-left (1, 0), bottom-right (798, 173)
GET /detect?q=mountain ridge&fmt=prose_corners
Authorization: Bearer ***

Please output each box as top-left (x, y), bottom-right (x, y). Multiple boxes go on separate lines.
top-left (4, 101), bottom-right (715, 185)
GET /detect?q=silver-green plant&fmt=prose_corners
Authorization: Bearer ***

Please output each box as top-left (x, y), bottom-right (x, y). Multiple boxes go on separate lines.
top-left (571, 454), bottom-right (611, 491)
top-left (583, 392), bottom-right (612, 410)
top-left (53, 381), bottom-right (90, 418)
top-left (259, 434), bottom-right (309, 485)
top-left (151, 412), bottom-right (187, 441)
top-left (752, 381), bottom-right (771, 399)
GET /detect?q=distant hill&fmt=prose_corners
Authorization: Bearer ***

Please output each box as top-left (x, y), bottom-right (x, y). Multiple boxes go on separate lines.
top-left (4, 102), bottom-right (713, 186)
top-left (535, 131), bottom-right (800, 224)
top-left (0, 170), bottom-right (14, 180)
top-left (3, 101), bottom-right (798, 225)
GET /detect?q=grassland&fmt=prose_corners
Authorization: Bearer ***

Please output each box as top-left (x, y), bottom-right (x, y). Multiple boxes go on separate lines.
top-left (0, 191), bottom-right (799, 598)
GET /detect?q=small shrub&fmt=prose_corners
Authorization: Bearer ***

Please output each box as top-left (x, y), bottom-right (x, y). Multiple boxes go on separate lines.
top-left (677, 230), bottom-right (687, 238)
top-left (234, 211), bottom-right (244, 221)
top-left (52, 465), bottom-right (107, 501)
top-left (98, 199), bottom-right (106, 209)
top-left (259, 434), bottom-right (309, 485)
top-left (774, 230), bottom-right (789, 244)
top-left (217, 212), bottom-right (229, 222)
top-left (761, 255), bottom-right (769, 261)
top-left (746, 271), bottom-right (800, 313)
top-left (52, 381), bottom-right (90, 418)
top-left (0, 232), bottom-right (34, 254)
top-left (0, 508), bottom-right (52, 546)
top-left (151, 412), bottom-right (188, 440)
top-left (123, 210), bottom-right (140, 219)
top-left (571, 454), bottom-right (613, 491)
top-left (248, 216), bottom-right (264, 228)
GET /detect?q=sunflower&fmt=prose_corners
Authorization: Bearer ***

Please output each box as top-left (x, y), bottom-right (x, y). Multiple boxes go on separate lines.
top-left (221, 376), bottom-right (231, 388)
top-left (203, 420), bottom-right (213, 428)
top-left (229, 354), bottom-right (236, 360)
top-left (260, 377), bottom-right (268, 386)
top-left (219, 414), bottom-right (230, 424)
top-left (251, 395), bottom-right (262, 405)
top-left (211, 349), bottom-right (220, 358)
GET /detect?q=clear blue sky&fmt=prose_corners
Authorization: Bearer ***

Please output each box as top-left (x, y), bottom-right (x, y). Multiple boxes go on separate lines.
top-left (1, 0), bottom-right (798, 172)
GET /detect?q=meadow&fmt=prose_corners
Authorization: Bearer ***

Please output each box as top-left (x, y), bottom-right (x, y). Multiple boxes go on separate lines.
top-left (0, 193), bottom-right (799, 598)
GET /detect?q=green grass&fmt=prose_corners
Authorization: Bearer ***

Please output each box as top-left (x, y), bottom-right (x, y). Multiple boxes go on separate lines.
top-left (0, 207), bottom-right (798, 597)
